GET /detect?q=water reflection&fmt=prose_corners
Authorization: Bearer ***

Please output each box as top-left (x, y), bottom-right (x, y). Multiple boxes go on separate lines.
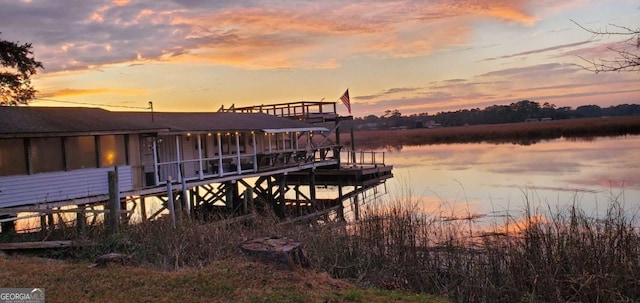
top-left (382, 135), bottom-right (640, 222)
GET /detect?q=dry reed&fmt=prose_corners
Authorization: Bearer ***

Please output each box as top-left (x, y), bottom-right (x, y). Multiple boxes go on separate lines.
top-left (56, 191), bottom-right (638, 302)
top-left (345, 116), bottom-right (640, 149)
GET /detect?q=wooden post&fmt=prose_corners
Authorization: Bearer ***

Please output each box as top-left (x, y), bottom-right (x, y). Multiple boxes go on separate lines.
top-left (266, 177), bottom-right (275, 213)
top-left (181, 177), bottom-right (190, 217)
top-left (225, 182), bottom-right (234, 210)
top-left (190, 189), bottom-right (197, 214)
top-left (40, 215), bottom-right (47, 234)
top-left (278, 174), bottom-right (286, 216)
top-left (77, 204), bottom-right (86, 236)
top-left (335, 117), bottom-right (340, 145)
top-left (295, 182), bottom-right (301, 217)
top-left (107, 170), bottom-right (120, 233)
top-left (140, 196), bottom-right (148, 222)
top-left (353, 188), bottom-right (360, 221)
top-left (47, 213), bottom-right (55, 232)
top-left (335, 117), bottom-right (340, 164)
top-left (350, 126), bottom-right (356, 165)
top-left (243, 187), bottom-right (252, 215)
top-left (337, 180), bottom-right (345, 221)
top-left (166, 177), bottom-right (177, 228)
top-left (309, 169), bottom-right (316, 205)
top-left (233, 181), bottom-right (240, 210)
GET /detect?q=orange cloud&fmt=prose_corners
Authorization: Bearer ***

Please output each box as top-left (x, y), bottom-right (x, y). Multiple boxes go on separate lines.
top-left (483, 6), bottom-right (537, 25)
top-left (36, 0), bottom-right (540, 72)
top-left (169, 3), bottom-right (483, 69)
top-left (438, 0), bottom-right (538, 25)
top-left (39, 88), bottom-right (147, 98)
top-left (87, 5), bottom-right (110, 23)
top-left (112, 0), bottom-right (130, 6)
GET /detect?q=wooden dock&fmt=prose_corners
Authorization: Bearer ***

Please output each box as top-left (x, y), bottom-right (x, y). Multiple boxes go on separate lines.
top-left (285, 165), bottom-right (393, 187)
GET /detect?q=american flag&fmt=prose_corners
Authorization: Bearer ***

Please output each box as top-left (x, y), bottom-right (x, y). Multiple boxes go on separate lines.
top-left (339, 89), bottom-right (351, 114)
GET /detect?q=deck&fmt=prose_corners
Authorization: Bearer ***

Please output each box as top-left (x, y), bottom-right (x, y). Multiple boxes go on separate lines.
top-left (285, 165), bottom-right (393, 188)
top-left (223, 101), bottom-right (344, 123)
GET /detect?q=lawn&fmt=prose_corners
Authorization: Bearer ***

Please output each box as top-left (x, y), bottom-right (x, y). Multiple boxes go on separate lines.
top-left (0, 254), bottom-right (446, 303)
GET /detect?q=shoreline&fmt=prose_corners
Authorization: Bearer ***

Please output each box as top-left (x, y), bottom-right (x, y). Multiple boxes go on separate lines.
top-left (343, 116), bottom-right (640, 149)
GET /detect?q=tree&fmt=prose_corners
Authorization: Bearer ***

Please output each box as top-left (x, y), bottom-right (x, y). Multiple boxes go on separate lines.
top-left (573, 20), bottom-right (639, 73)
top-left (1, 34), bottom-right (44, 106)
top-left (575, 105), bottom-right (603, 118)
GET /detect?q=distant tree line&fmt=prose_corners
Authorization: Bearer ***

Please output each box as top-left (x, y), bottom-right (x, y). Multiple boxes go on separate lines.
top-left (348, 100), bottom-right (640, 130)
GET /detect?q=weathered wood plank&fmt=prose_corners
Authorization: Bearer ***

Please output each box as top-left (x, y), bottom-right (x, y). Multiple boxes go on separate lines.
top-left (240, 237), bottom-right (311, 268)
top-left (278, 204), bottom-right (342, 226)
top-left (0, 240), bottom-right (93, 250)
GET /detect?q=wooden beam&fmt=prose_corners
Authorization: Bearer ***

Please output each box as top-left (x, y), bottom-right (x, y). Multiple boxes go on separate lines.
top-left (277, 204), bottom-right (342, 226)
top-left (0, 240), bottom-right (94, 250)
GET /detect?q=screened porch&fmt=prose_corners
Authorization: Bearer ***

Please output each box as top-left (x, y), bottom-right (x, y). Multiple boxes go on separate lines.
top-left (148, 129), bottom-right (339, 186)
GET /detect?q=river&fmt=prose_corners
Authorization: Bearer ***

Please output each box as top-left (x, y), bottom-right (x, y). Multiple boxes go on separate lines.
top-left (380, 135), bottom-right (640, 223)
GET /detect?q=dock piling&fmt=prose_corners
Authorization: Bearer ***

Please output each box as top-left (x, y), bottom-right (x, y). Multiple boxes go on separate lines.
top-left (107, 170), bottom-right (120, 233)
top-left (166, 177), bottom-right (177, 228)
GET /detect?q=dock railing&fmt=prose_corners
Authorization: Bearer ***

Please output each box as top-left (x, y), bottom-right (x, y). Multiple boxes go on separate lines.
top-left (154, 145), bottom-right (343, 183)
top-left (341, 150), bottom-right (386, 167)
top-left (225, 101), bottom-right (338, 121)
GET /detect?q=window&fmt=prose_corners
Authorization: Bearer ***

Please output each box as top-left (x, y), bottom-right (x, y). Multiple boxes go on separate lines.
top-left (238, 133), bottom-right (247, 153)
top-left (66, 136), bottom-right (97, 170)
top-left (284, 132), bottom-right (293, 150)
top-left (270, 133), bottom-right (279, 151)
top-left (0, 139), bottom-right (27, 176)
top-left (99, 135), bottom-right (127, 167)
top-left (221, 134), bottom-right (234, 155)
top-left (210, 135), bottom-right (220, 157)
top-left (30, 137), bottom-right (64, 173)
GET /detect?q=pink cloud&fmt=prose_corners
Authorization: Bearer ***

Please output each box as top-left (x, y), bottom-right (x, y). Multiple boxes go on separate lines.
top-left (1, 0), bottom-right (543, 72)
top-left (175, 1), bottom-right (538, 68)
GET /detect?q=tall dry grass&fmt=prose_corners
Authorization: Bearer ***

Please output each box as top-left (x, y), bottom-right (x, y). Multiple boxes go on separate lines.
top-left (64, 194), bottom-right (640, 302)
top-left (346, 116), bottom-right (640, 149)
top-left (318, 198), bottom-right (640, 302)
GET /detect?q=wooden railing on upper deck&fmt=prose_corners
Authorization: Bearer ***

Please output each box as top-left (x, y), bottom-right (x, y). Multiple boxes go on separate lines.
top-left (224, 101), bottom-right (339, 122)
top-left (341, 150), bottom-right (386, 167)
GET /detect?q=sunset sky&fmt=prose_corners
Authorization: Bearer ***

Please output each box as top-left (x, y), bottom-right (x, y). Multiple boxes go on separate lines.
top-left (1, 0), bottom-right (639, 117)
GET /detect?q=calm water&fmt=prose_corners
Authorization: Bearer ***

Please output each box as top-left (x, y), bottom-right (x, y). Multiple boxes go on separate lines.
top-left (381, 135), bottom-right (640, 221)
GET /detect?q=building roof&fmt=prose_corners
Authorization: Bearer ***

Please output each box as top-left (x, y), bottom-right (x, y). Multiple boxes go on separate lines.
top-left (0, 106), bottom-right (327, 138)
top-left (121, 111), bottom-right (328, 134)
top-left (0, 107), bottom-right (165, 137)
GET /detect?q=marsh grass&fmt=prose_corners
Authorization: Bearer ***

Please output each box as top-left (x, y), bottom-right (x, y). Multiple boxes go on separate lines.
top-left (346, 116), bottom-right (640, 149)
top-left (323, 198), bottom-right (640, 302)
top-left (40, 192), bottom-right (640, 302)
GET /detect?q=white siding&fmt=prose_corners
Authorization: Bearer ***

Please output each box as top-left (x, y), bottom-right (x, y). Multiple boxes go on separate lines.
top-left (0, 166), bottom-right (133, 208)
